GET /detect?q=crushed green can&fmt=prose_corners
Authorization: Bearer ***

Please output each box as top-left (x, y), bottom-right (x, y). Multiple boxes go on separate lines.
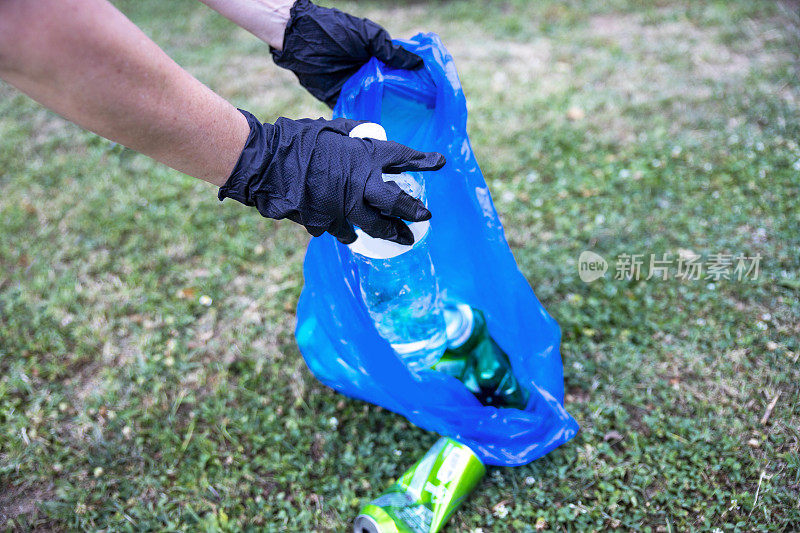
top-left (353, 438), bottom-right (486, 533)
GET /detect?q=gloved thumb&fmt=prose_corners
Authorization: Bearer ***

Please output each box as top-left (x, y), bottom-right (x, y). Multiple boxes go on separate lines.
top-left (378, 42), bottom-right (424, 70)
top-left (365, 22), bottom-right (424, 70)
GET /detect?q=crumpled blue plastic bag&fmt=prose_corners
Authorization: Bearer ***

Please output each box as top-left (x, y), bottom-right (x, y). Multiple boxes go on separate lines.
top-left (295, 33), bottom-right (578, 466)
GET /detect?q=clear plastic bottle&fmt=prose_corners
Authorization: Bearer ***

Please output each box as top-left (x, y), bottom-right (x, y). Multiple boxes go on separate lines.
top-left (348, 124), bottom-right (447, 371)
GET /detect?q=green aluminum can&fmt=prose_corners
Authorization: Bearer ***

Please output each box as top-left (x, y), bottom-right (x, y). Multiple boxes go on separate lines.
top-left (353, 438), bottom-right (486, 533)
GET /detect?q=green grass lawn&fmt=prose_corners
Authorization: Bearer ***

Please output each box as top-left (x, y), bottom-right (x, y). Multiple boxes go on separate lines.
top-left (1, 0), bottom-right (799, 530)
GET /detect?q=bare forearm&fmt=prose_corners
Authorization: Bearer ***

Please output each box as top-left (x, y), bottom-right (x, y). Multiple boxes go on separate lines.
top-left (198, 0), bottom-right (293, 49)
top-left (0, 0), bottom-right (248, 185)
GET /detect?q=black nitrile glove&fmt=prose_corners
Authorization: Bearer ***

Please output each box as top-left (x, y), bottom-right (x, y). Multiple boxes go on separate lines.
top-left (219, 110), bottom-right (446, 245)
top-left (271, 0), bottom-right (424, 108)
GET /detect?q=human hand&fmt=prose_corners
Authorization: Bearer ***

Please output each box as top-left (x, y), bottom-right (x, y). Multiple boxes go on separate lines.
top-left (218, 110), bottom-right (445, 244)
top-left (270, 0), bottom-right (423, 108)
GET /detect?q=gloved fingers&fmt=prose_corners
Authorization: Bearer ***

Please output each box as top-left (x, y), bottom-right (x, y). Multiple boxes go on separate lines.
top-left (364, 20), bottom-right (424, 70)
top-left (352, 207), bottom-right (415, 245)
top-left (376, 140), bottom-right (446, 173)
top-left (328, 218), bottom-right (358, 245)
top-left (305, 219), bottom-right (357, 244)
top-left (327, 118), bottom-right (368, 135)
top-left (323, 93), bottom-right (339, 110)
top-left (303, 225), bottom-right (327, 238)
top-left (364, 176), bottom-right (431, 222)
top-left (291, 117), bottom-right (364, 135)
top-left (383, 45), bottom-right (425, 71)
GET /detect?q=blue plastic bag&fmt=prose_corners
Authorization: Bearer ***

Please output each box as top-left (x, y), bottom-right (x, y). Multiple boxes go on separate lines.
top-left (295, 33), bottom-right (578, 466)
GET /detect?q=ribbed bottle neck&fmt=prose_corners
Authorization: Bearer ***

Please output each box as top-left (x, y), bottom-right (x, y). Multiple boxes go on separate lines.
top-left (444, 303), bottom-right (476, 350)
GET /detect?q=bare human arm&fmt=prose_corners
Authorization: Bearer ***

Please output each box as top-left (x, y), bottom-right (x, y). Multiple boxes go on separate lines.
top-left (0, 0), bottom-right (248, 185)
top-left (198, 0), bottom-right (425, 108)
top-left (0, 0), bottom-right (443, 244)
top-left (197, 0), bottom-right (294, 50)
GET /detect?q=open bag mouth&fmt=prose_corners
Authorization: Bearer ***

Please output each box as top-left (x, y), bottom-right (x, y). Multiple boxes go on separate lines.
top-left (381, 61), bottom-right (438, 109)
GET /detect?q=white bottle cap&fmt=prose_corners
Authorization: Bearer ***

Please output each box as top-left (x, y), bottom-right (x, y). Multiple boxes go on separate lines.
top-left (349, 122), bottom-right (388, 141)
top-left (347, 123), bottom-right (429, 259)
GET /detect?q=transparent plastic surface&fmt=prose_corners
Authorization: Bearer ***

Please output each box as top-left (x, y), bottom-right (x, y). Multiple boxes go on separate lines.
top-left (295, 33), bottom-right (578, 466)
top-left (349, 171), bottom-right (447, 371)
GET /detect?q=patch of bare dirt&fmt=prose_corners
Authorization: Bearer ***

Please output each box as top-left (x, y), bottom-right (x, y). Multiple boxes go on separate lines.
top-left (0, 482), bottom-right (55, 522)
